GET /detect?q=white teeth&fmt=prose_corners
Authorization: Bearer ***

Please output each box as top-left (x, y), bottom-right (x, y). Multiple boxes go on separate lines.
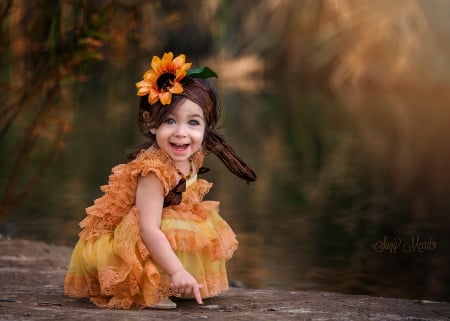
top-left (172, 143), bottom-right (188, 149)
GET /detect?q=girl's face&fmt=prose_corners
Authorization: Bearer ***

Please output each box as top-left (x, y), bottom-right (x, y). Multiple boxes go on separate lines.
top-left (152, 98), bottom-right (206, 166)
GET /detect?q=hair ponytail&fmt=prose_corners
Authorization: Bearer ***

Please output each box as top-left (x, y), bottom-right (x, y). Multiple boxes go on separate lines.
top-left (205, 131), bottom-right (256, 184)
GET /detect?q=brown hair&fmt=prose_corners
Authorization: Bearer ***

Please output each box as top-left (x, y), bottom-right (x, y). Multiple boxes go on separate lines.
top-left (127, 77), bottom-right (256, 183)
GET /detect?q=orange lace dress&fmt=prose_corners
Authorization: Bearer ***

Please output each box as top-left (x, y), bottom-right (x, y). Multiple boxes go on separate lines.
top-left (64, 148), bottom-right (238, 309)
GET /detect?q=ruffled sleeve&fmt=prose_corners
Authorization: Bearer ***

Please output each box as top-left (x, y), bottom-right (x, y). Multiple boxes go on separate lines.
top-left (131, 148), bottom-right (178, 195)
top-left (78, 148), bottom-right (176, 241)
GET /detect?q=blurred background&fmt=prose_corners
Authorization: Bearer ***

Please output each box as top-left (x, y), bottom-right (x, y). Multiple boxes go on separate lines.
top-left (1, 0), bottom-right (449, 301)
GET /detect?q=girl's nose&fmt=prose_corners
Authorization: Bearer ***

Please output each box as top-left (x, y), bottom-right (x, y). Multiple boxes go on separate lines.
top-left (174, 124), bottom-right (187, 137)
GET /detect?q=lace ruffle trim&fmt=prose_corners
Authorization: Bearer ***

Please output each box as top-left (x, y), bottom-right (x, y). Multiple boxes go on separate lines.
top-left (65, 268), bottom-right (228, 309)
top-left (78, 148), bottom-right (195, 241)
top-left (164, 221), bottom-right (238, 261)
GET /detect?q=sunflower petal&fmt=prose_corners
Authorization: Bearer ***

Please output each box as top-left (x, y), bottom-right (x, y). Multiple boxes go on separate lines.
top-left (135, 79), bottom-right (147, 88)
top-left (169, 82), bottom-right (184, 94)
top-left (136, 80), bottom-right (150, 95)
top-left (175, 71), bottom-right (186, 81)
top-left (149, 89), bottom-right (160, 104)
top-left (137, 88), bottom-right (149, 96)
top-left (151, 55), bottom-right (162, 72)
top-left (172, 54), bottom-right (186, 68)
top-left (143, 70), bottom-right (154, 79)
top-left (159, 91), bottom-right (172, 105)
top-left (161, 52), bottom-right (174, 68)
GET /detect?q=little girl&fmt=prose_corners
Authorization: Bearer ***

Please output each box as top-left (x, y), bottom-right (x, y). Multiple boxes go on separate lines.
top-left (64, 52), bottom-right (256, 309)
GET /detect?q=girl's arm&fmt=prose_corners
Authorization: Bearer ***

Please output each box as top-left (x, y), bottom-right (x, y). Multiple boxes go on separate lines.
top-left (136, 173), bottom-right (203, 304)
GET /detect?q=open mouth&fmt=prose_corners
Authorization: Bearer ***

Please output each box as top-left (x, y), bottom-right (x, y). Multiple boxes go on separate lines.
top-left (171, 143), bottom-right (189, 151)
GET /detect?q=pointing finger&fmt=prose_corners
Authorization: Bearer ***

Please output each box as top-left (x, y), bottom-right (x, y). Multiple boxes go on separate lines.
top-left (193, 284), bottom-right (203, 305)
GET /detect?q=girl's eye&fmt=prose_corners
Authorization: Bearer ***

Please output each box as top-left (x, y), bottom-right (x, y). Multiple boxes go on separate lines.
top-left (164, 118), bottom-right (175, 125)
top-left (189, 119), bottom-right (200, 126)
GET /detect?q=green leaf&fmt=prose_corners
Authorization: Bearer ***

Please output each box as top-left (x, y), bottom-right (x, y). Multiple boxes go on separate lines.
top-left (187, 66), bottom-right (218, 79)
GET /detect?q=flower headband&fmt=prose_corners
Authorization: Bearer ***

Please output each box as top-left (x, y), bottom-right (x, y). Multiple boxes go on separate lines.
top-left (136, 52), bottom-right (217, 105)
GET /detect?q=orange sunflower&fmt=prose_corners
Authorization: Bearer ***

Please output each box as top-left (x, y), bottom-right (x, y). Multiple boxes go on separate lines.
top-left (136, 52), bottom-right (192, 105)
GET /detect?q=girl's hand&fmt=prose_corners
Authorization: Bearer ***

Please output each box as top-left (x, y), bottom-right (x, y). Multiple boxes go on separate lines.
top-left (170, 269), bottom-right (203, 305)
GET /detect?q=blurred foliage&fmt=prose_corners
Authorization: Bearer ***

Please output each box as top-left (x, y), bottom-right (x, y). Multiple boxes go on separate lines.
top-left (2, 0), bottom-right (450, 231)
top-left (0, 0), bottom-right (127, 223)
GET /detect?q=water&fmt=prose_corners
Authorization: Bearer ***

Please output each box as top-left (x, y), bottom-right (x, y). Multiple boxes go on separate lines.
top-left (1, 63), bottom-right (449, 302)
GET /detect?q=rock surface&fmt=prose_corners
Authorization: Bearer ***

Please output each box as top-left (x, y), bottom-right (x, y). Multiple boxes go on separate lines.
top-left (0, 238), bottom-right (449, 321)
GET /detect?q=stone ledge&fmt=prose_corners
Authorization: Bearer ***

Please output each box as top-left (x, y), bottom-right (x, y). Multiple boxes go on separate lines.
top-left (1, 238), bottom-right (448, 321)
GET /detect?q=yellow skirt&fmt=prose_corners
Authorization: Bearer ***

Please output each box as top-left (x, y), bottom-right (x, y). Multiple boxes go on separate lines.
top-left (64, 206), bottom-right (238, 309)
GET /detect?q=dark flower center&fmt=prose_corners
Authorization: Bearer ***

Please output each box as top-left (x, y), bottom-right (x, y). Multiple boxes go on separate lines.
top-left (157, 72), bottom-right (176, 91)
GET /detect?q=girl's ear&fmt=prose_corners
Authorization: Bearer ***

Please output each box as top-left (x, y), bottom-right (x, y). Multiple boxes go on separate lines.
top-left (142, 111), bottom-right (151, 120)
top-left (150, 128), bottom-right (156, 135)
